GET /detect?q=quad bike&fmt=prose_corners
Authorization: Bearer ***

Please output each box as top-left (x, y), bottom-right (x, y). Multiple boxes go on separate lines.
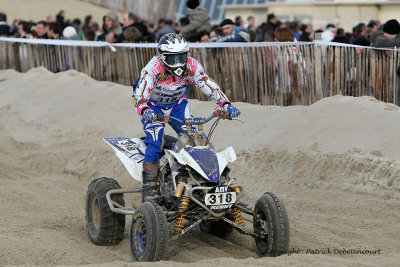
top-left (85, 109), bottom-right (290, 262)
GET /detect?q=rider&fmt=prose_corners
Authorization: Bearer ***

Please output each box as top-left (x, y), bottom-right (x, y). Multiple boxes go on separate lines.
top-left (132, 33), bottom-right (240, 202)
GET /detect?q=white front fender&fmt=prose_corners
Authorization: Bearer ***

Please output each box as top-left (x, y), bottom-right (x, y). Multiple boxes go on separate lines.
top-left (216, 146), bottom-right (236, 175)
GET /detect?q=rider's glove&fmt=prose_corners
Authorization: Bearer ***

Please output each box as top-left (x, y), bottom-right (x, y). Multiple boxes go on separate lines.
top-left (142, 109), bottom-right (157, 122)
top-left (224, 104), bottom-right (241, 118)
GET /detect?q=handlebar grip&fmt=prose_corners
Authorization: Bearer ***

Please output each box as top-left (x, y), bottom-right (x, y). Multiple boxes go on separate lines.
top-left (214, 110), bottom-right (232, 120)
top-left (156, 113), bottom-right (164, 121)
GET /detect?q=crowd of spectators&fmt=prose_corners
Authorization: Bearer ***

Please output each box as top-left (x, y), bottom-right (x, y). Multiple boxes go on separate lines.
top-left (0, 0), bottom-right (399, 49)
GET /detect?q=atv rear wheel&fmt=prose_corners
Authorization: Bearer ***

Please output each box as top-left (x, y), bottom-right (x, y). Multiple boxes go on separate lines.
top-left (130, 201), bottom-right (169, 262)
top-left (253, 192), bottom-right (290, 256)
top-left (85, 177), bottom-right (125, 246)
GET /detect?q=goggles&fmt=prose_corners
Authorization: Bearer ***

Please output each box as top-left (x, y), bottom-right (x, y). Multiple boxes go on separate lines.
top-left (163, 53), bottom-right (188, 66)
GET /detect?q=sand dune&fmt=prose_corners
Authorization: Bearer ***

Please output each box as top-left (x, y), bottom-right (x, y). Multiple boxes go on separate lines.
top-left (1, 68), bottom-right (400, 266)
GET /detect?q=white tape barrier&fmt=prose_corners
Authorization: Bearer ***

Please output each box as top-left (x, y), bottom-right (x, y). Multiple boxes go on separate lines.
top-left (0, 37), bottom-right (397, 52)
top-left (0, 37), bottom-right (117, 52)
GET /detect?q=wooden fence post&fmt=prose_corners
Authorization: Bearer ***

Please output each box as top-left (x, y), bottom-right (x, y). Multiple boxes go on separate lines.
top-left (314, 44), bottom-right (323, 101)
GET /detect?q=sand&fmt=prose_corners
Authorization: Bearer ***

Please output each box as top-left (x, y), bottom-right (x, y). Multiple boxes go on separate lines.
top-left (1, 67), bottom-right (400, 266)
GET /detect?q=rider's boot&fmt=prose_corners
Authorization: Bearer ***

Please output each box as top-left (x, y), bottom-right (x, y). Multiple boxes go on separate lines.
top-left (141, 161), bottom-right (160, 202)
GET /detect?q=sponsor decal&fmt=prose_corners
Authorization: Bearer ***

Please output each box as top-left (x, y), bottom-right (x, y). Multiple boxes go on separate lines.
top-left (210, 204), bottom-right (233, 210)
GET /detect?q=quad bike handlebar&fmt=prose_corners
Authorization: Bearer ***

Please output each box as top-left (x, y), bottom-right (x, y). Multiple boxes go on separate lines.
top-left (155, 109), bottom-right (232, 125)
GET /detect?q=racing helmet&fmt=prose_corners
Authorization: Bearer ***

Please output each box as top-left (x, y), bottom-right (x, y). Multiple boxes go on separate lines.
top-left (158, 33), bottom-right (189, 77)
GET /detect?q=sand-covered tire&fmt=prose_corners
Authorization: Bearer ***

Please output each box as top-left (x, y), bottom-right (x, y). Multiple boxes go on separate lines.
top-left (85, 177), bottom-right (125, 246)
top-left (200, 219), bottom-right (234, 237)
top-left (130, 201), bottom-right (169, 262)
top-left (253, 192), bottom-right (290, 256)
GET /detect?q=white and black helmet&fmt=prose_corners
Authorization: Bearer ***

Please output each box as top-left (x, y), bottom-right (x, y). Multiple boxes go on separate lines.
top-left (158, 33), bottom-right (189, 77)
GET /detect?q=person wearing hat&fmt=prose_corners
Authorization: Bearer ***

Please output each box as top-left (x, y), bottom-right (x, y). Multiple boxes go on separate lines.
top-left (180, 0), bottom-right (211, 41)
top-left (212, 18), bottom-right (249, 42)
top-left (373, 19), bottom-right (400, 48)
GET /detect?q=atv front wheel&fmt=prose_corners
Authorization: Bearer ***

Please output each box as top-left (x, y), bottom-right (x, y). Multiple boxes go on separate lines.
top-left (85, 177), bottom-right (125, 246)
top-left (253, 192), bottom-right (290, 256)
top-left (130, 201), bottom-right (169, 262)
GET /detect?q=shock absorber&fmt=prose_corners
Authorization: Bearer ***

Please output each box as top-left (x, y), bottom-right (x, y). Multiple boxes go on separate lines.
top-left (174, 196), bottom-right (191, 231)
top-left (232, 207), bottom-right (245, 226)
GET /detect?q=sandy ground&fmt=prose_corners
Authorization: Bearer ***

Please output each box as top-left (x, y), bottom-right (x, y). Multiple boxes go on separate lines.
top-left (1, 67), bottom-right (400, 266)
top-left (0, 0), bottom-right (122, 28)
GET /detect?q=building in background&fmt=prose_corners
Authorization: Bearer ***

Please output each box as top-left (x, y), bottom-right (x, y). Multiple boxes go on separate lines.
top-left (221, 0), bottom-right (400, 32)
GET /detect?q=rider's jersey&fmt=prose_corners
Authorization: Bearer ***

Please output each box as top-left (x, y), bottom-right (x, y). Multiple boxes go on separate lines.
top-left (133, 56), bottom-right (230, 115)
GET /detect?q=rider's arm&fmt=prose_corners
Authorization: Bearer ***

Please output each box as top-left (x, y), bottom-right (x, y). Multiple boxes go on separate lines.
top-left (191, 59), bottom-right (231, 107)
top-left (132, 58), bottom-right (156, 115)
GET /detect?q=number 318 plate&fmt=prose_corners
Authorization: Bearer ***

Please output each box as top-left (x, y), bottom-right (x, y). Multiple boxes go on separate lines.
top-left (205, 186), bottom-right (236, 206)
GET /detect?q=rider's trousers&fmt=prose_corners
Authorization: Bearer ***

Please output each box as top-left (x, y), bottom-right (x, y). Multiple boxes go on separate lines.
top-left (142, 98), bottom-right (192, 162)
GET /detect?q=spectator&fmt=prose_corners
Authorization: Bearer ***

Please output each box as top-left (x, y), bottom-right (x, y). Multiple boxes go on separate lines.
top-left (47, 15), bottom-right (54, 23)
top-left (263, 30), bottom-right (275, 42)
top-left (83, 29), bottom-right (96, 41)
top-left (123, 26), bottom-right (142, 43)
top-left (350, 23), bottom-right (370, 46)
top-left (98, 10), bottom-right (122, 43)
top-left (141, 20), bottom-right (155, 42)
top-left (83, 15), bottom-right (93, 29)
top-left (121, 12), bottom-right (148, 40)
top-left (0, 12), bottom-right (12, 36)
top-left (56, 10), bottom-right (66, 31)
top-left (212, 18), bottom-right (249, 42)
top-left (35, 21), bottom-right (49, 39)
top-left (48, 22), bottom-right (61, 39)
top-left (256, 13), bottom-right (278, 42)
top-left (332, 28), bottom-right (348, 43)
top-left (321, 24), bottom-right (335, 42)
top-left (180, 0), bottom-right (212, 42)
top-left (177, 16), bottom-right (190, 34)
top-left (244, 15), bottom-right (256, 32)
top-left (17, 21), bottom-right (33, 38)
top-left (248, 30), bottom-right (256, 42)
top-left (235, 16), bottom-right (244, 29)
top-left (373, 19), bottom-right (400, 48)
top-left (275, 27), bottom-right (294, 42)
top-left (10, 19), bottom-right (19, 36)
top-left (367, 20), bottom-right (379, 33)
top-left (62, 26), bottom-right (79, 40)
top-left (71, 18), bottom-right (81, 35)
top-left (299, 24), bottom-right (313, 41)
top-left (370, 29), bottom-right (384, 45)
top-left (197, 30), bottom-right (210, 42)
top-left (209, 25), bottom-right (223, 38)
top-left (288, 21), bottom-right (300, 41)
top-left (154, 19), bottom-right (175, 41)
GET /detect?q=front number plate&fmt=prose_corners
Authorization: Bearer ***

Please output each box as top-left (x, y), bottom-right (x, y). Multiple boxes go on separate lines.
top-left (205, 191), bottom-right (236, 205)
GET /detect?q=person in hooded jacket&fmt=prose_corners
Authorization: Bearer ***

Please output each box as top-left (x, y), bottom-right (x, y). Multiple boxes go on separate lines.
top-left (98, 10), bottom-right (122, 43)
top-left (180, 0), bottom-right (211, 41)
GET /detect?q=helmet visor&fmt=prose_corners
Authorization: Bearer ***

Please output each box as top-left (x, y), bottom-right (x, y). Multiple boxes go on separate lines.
top-left (164, 53), bottom-right (188, 66)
